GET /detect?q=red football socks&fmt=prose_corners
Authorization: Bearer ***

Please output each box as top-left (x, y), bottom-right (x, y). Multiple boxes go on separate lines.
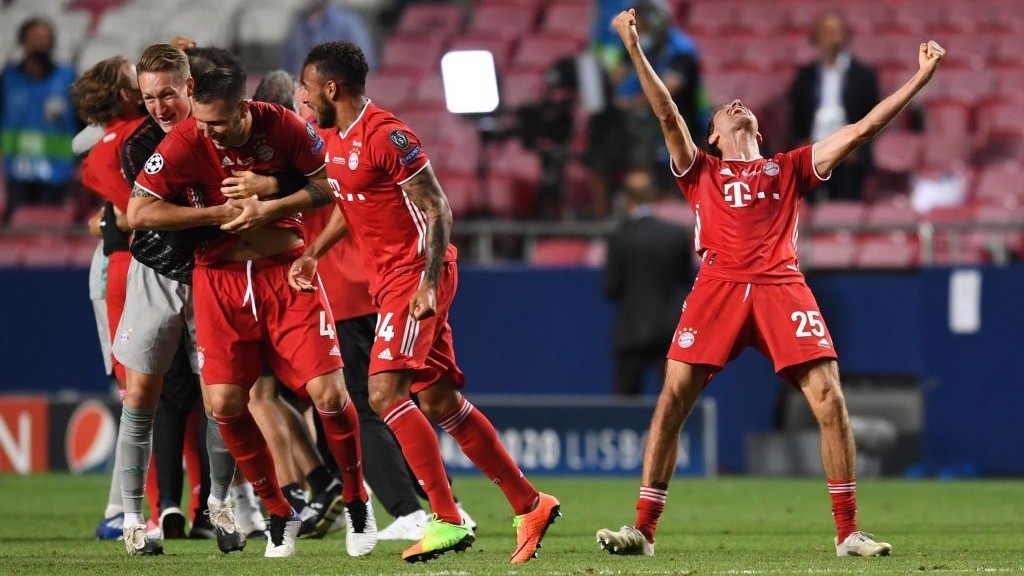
top-left (382, 398), bottom-right (461, 524)
top-left (828, 478), bottom-right (858, 541)
top-left (437, 398), bottom-right (538, 516)
top-left (317, 398), bottom-right (367, 503)
top-left (635, 486), bottom-right (667, 542)
top-left (214, 410), bottom-right (292, 518)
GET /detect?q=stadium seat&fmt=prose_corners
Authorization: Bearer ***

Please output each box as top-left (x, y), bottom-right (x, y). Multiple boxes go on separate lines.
top-left (973, 163), bottom-right (1023, 208)
top-left (856, 234), bottom-right (918, 269)
top-left (873, 130), bottom-right (924, 173)
top-left (811, 200), bottom-right (867, 228)
top-left (864, 201), bottom-right (919, 228)
top-left (161, 6), bottom-right (234, 48)
top-left (807, 233), bottom-right (856, 270)
top-left (51, 10), bottom-right (92, 65)
top-left (364, 72), bottom-right (415, 110)
top-left (411, 73), bottom-right (447, 109)
top-left (435, 172), bottom-right (479, 218)
top-left (530, 237), bottom-right (590, 266)
top-left (9, 205), bottom-right (75, 228)
top-left (395, 3), bottom-right (464, 38)
top-left (236, 5), bottom-right (296, 72)
top-left (685, 1), bottom-right (747, 35)
top-left (21, 239), bottom-right (73, 268)
top-left (380, 36), bottom-right (447, 75)
top-left (932, 230), bottom-right (989, 265)
top-left (538, 3), bottom-right (592, 46)
top-left (923, 103), bottom-right (970, 138)
top-left (501, 70), bottom-right (544, 109)
top-left (468, 3), bottom-right (537, 37)
top-left (448, 33), bottom-right (516, 73)
top-left (508, 33), bottom-right (582, 73)
top-left (76, 34), bottom-right (139, 74)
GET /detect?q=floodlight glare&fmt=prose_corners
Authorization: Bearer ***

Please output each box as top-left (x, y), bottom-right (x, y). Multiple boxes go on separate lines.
top-left (440, 50), bottom-right (500, 114)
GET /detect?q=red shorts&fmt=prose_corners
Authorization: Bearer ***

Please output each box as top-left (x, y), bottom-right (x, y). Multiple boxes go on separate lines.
top-left (369, 262), bottom-right (464, 394)
top-left (193, 248), bottom-right (342, 391)
top-left (106, 250), bottom-right (132, 383)
top-left (666, 277), bottom-right (838, 383)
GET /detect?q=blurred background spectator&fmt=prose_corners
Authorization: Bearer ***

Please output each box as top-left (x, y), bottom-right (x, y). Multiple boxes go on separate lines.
top-left (788, 11), bottom-right (880, 202)
top-left (1, 16), bottom-right (78, 221)
top-left (604, 168), bottom-right (691, 396)
top-left (282, 0), bottom-right (377, 76)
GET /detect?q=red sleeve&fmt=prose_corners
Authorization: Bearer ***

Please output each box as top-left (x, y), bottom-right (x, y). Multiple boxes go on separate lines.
top-left (670, 146), bottom-right (709, 203)
top-left (133, 130), bottom-right (193, 202)
top-left (781, 145), bottom-right (830, 197)
top-left (281, 109), bottom-right (327, 177)
top-left (368, 121), bottom-right (429, 185)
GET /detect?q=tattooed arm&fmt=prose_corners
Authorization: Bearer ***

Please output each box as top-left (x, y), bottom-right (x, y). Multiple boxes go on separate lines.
top-left (220, 167), bottom-right (334, 233)
top-left (402, 164), bottom-right (453, 320)
top-left (127, 183), bottom-right (240, 231)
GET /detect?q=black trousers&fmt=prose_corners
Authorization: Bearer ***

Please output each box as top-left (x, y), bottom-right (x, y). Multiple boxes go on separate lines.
top-left (613, 345), bottom-right (668, 396)
top-left (153, 335), bottom-right (209, 516)
top-left (314, 313), bottom-right (422, 518)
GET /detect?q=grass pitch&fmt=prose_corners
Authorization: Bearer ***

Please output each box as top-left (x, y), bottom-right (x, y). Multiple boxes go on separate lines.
top-left (0, 474), bottom-right (1021, 575)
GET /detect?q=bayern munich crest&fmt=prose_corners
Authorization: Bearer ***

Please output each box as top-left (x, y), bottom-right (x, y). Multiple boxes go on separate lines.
top-left (763, 161), bottom-right (780, 176)
top-left (348, 150), bottom-right (360, 170)
top-left (678, 328), bottom-right (697, 348)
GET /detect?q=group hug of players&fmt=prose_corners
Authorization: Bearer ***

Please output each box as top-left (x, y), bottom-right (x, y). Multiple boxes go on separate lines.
top-left (71, 6), bottom-right (946, 565)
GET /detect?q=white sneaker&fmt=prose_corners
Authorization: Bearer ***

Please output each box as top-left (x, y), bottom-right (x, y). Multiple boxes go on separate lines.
top-left (835, 531), bottom-right (892, 557)
top-left (208, 498), bottom-right (246, 553)
top-left (456, 502), bottom-right (477, 533)
top-left (377, 509), bottom-right (428, 541)
top-left (343, 498), bottom-right (378, 557)
top-left (234, 493), bottom-right (267, 539)
top-left (264, 513), bottom-right (301, 558)
top-left (123, 523), bottom-right (164, 556)
top-left (596, 525), bottom-right (655, 556)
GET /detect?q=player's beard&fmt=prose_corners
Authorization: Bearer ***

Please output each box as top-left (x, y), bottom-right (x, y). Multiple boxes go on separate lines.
top-left (316, 90), bottom-right (337, 128)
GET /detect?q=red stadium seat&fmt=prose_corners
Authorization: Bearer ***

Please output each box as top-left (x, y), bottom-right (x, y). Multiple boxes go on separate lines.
top-left (531, 237), bottom-right (590, 266)
top-left (380, 36), bottom-right (447, 75)
top-left (655, 199), bottom-right (695, 228)
top-left (502, 71), bottom-right (545, 109)
top-left (856, 234), bottom-right (918, 269)
top-left (448, 33), bottom-right (516, 73)
top-left (811, 201), bottom-right (867, 228)
top-left (21, 242), bottom-right (73, 268)
top-left (864, 201), bottom-right (919, 227)
top-left (932, 230), bottom-right (990, 265)
top-left (364, 72), bottom-right (415, 110)
top-left (923, 103), bottom-right (970, 138)
top-left (435, 172), bottom-right (479, 218)
top-left (468, 3), bottom-right (537, 36)
top-left (509, 33), bottom-right (582, 73)
top-left (972, 163), bottom-right (1022, 208)
top-left (412, 74), bottom-right (447, 109)
top-left (9, 205), bottom-right (75, 228)
top-left (873, 130), bottom-right (924, 173)
top-left (396, 3), bottom-right (464, 38)
top-left (807, 233), bottom-right (856, 270)
top-left (539, 3), bottom-right (592, 46)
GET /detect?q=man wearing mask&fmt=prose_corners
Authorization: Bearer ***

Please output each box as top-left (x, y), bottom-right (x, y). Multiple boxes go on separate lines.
top-left (1, 17), bottom-right (79, 220)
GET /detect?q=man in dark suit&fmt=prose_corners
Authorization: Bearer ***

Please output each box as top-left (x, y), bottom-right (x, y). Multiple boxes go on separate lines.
top-left (788, 11), bottom-right (880, 201)
top-left (604, 169), bottom-right (692, 396)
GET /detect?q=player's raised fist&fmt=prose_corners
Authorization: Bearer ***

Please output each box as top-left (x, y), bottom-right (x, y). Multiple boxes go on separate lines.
top-left (919, 40), bottom-right (945, 76)
top-left (612, 9), bottom-right (640, 47)
top-left (409, 285), bottom-right (437, 321)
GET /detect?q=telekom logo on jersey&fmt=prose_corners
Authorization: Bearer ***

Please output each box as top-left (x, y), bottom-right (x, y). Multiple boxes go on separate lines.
top-left (723, 181), bottom-right (752, 208)
top-left (326, 177), bottom-right (365, 202)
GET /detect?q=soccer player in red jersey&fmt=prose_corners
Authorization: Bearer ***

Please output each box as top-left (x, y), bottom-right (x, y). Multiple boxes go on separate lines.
top-left (127, 57), bottom-right (374, 558)
top-left (72, 55), bottom-right (146, 386)
top-left (282, 41), bottom-right (560, 564)
top-left (595, 9), bottom-right (945, 558)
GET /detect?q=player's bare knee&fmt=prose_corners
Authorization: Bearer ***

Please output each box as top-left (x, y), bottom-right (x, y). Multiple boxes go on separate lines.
top-left (418, 395), bottom-right (458, 423)
top-left (367, 386), bottom-right (398, 416)
top-left (208, 387), bottom-right (247, 419)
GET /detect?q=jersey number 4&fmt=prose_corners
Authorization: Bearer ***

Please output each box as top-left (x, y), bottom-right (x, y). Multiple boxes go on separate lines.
top-left (791, 310), bottom-right (825, 338)
top-left (375, 312), bottom-right (396, 342)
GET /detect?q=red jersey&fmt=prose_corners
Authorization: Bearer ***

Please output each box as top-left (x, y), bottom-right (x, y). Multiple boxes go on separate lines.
top-left (134, 101), bottom-right (326, 265)
top-left (673, 145), bottom-right (828, 283)
top-left (303, 203), bottom-right (374, 321)
top-left (81, 115), bottom-right (147, 212)
top-left (323, 100), bottom-right (456, 296)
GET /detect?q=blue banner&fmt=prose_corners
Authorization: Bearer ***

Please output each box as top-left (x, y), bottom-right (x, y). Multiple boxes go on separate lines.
top-left (439, 397), bottom-right (716, 476)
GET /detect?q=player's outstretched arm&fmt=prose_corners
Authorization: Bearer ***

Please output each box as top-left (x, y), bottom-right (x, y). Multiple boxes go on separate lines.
top-left (813, 40), bottom-right (945, 176)
top-left (613, 8), bottom-right (696, 172)
top-left (403, 164), bottom-right (452, 321)
top-left (127, 184), bottom-right (239, 230)
top-left (290, 204), bottom-right (349, 293)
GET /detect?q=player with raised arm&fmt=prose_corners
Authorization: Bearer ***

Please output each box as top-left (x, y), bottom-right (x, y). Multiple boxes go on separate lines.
top-left (595, 9), bottom-right (944, 558)
top-left (128, 55), bottom-right (374, 559)
top-left (290, 41), bottom-right (560, 564)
